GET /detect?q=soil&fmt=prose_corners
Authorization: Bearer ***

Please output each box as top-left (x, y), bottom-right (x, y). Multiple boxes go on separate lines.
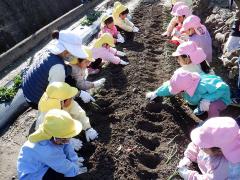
top-left (0, 0), bottom-right (240, 180)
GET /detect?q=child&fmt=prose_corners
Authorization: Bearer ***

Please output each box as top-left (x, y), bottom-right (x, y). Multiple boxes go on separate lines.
top-left (172, 41), bottom-right (212, 74)
top-left (113, 3), bottom-right (139, 41)
top-left (36, 82), bottom-right (98, 150)
top-left (69, 46), bottom-right (106, 91)
top-left (113, 1), bottom-right (132, 20)
top-left (17, 109), bottom-right (87, 179)
top-left (100, 14), bottom-right (125, 43)
top-left (146, 70), bottom-right (231, 118)
top-left (178, 117), bottom-right (240, 179)
top-left (180, 15), bottom-right (213, 63)
top-left (88, 33), bottom-right (129, 72)
top-left (162, 4), bottom-right (191, 37)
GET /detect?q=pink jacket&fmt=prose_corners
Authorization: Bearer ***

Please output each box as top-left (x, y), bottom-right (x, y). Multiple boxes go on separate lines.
top-left (101, 25), bottom-right (119, 38)
top-left (184, 142), bottom-right (240, 180)
top-left (92, 47), bottom-right (121, 64)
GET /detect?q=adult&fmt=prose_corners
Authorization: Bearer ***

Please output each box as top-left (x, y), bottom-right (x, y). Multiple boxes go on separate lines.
top-left (22, 30), bottom-right (95, 107)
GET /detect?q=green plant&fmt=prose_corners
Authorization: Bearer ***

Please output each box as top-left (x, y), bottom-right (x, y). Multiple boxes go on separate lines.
top-left (80, 11), bottom-right (102, 26)
top-left (0, 75), bottom-right (22, 102)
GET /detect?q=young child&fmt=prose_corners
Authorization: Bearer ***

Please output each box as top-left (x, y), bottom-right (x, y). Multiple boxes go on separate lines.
top-left (162, 4), bottom-right (191, 37)
top-left (69, 46), bottom-right (106, 91)
top-left (88, 33), bottom-right (129, 72)
top-left (17, 109), bottom-right (87, 180)
top-left (180, 15), bottom-right (213, 63)
top-left (113, 3), bottom-right (139, 41)
top-left (113, 1), bottom-right (132, 20)
top-left (36, 82), bottom-right (98, 150)
top-left (178, 117), bottom-right (240, 179)
top-left (146, 70), bottom-right (231, 118)
top-left (172, 41), bottom-right (212, 74)
top-left (100, 14), bottom-right (125, 43)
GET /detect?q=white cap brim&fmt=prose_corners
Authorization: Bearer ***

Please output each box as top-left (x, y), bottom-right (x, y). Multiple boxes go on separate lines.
top-left (61, 40), bottom-right (88, 59)
top-left (47, 40), bottom-right (65, 55)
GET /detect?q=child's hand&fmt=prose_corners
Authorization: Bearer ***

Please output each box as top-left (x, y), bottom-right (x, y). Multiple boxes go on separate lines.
top-left (79, 90), bottom-right (95, 103)
top-left (133, 26), bottom-right (139, 32)
top-left (78, 166), bottom-right (88, 174)
top-left (161, 31), bottom-right (170, 37)
top-left (117, 34), bottom-right (125, 43)
top-left (93, 78), bottom-right (106, 88)
top-left (85, 128), bottom-right (98, 142)
top-left (177, 157), bottom-right (191, 168)
top-left (146, 91), bottom-right (157, 101)
top-left (178, 167), bottom-right (191, 180)
top-left (69, 138), bottom-right (83, 151)
top-left (116, 51), bottom-right (126, 57)
top-left (199, 99), bottom-right (210, 111)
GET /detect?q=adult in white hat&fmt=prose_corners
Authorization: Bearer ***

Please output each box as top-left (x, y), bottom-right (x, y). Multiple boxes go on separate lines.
top-left (22, 30), bottom-right (95, 107)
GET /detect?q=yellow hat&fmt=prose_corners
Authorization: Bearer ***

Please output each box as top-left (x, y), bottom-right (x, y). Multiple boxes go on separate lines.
top-left (93, 33), bottom-right (115, 48)
top-left (101, 14), bottom-right (112, 24)
top-left (38, 82), bottom-right (78, 112)
top-left (29, 109), bottom-right (82, 143)
top-left (83, 46), bottom-right (95, 62)
top-left (114, 4), bottom-right (128, 18)
top-left (113, 1), bottom-right (122, 9)
top-left (70, 46), bottom-right (95, 64)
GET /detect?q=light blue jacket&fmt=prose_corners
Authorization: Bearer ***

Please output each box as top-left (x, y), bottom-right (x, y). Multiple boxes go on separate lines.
top-left (155, 74), bottom-right (232, 106)
top-left (17, 140), bottom-right (79, 180)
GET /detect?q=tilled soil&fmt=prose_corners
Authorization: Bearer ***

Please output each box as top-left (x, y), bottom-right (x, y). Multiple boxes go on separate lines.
top-left (1, 0), bottom-right (239, 180)
top-left (77, 1), bottom-right (199, 179)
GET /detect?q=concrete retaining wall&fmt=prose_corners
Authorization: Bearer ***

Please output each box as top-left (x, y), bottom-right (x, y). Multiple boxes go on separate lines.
top-left (0, 0), bottom-right (102, 71)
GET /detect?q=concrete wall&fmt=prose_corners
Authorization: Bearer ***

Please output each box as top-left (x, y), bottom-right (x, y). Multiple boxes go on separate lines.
top-left (0, 0), bottom-right (102, 71)
top-left (0, 0), bottom-right (81, 54)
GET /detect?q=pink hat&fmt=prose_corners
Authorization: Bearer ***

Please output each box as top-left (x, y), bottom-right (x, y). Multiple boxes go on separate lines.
top-left (171, 5), bottom-right (191, 17)
top-left (172, 41), bottom-right (206, 64)
top-left (180, 15), bottom-right (207, 35)
top-left (169, 71), bottom-right (200, 96)
top-left (171, 2), bottom-right (187, 15)
top-left (191, 117), bottom-right (240, 164)
top-left (172, 41), bottom-right (207, 64)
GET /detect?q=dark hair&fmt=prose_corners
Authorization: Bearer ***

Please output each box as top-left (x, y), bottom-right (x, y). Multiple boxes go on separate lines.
top-left (52, 30), bottom-right (59, 39)
top-left (210, 147), bottom-right (221, 152)
top-left (200, 60), bottom-right (211, 74)
top-left (104, 17), bottom-right (114, 25)
top-left (77, 58), bottom-right (85, 63)
top-left (120, 9), bottom-right (129, 16)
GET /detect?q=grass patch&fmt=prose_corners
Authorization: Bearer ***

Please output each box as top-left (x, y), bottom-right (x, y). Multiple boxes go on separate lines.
top-left (0, 75), bottom-right (22, 102)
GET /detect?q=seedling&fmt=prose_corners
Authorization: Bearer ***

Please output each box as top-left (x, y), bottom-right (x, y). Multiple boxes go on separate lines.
top-left (81, 11), bottom-right (102, 26)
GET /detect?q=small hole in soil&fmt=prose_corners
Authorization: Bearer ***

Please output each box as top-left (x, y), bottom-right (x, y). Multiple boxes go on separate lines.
top-left (137, 170), bottom-right (158, 179)
top-left (78, 143), bottom-right (96, 159)
top-left (137, 135), bottom-right (160, 151)
top-left (136, 121), bottom-right (162, 133)
top-left (137, 153), bottom-right (161, 169)
top-left (96, 99), bottom-right (112, 107)
top-left (146, 100), bottom-right (163, 113)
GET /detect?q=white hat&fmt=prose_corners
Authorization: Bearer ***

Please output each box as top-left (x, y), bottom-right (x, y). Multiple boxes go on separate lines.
top-left (47, 30), bottom-right (88, 59)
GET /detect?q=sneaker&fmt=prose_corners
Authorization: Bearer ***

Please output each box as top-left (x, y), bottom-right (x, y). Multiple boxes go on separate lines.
top-left (88, 68), bottom-right (100, 75)
top-left (193, 107), bottom-right (205, 116)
